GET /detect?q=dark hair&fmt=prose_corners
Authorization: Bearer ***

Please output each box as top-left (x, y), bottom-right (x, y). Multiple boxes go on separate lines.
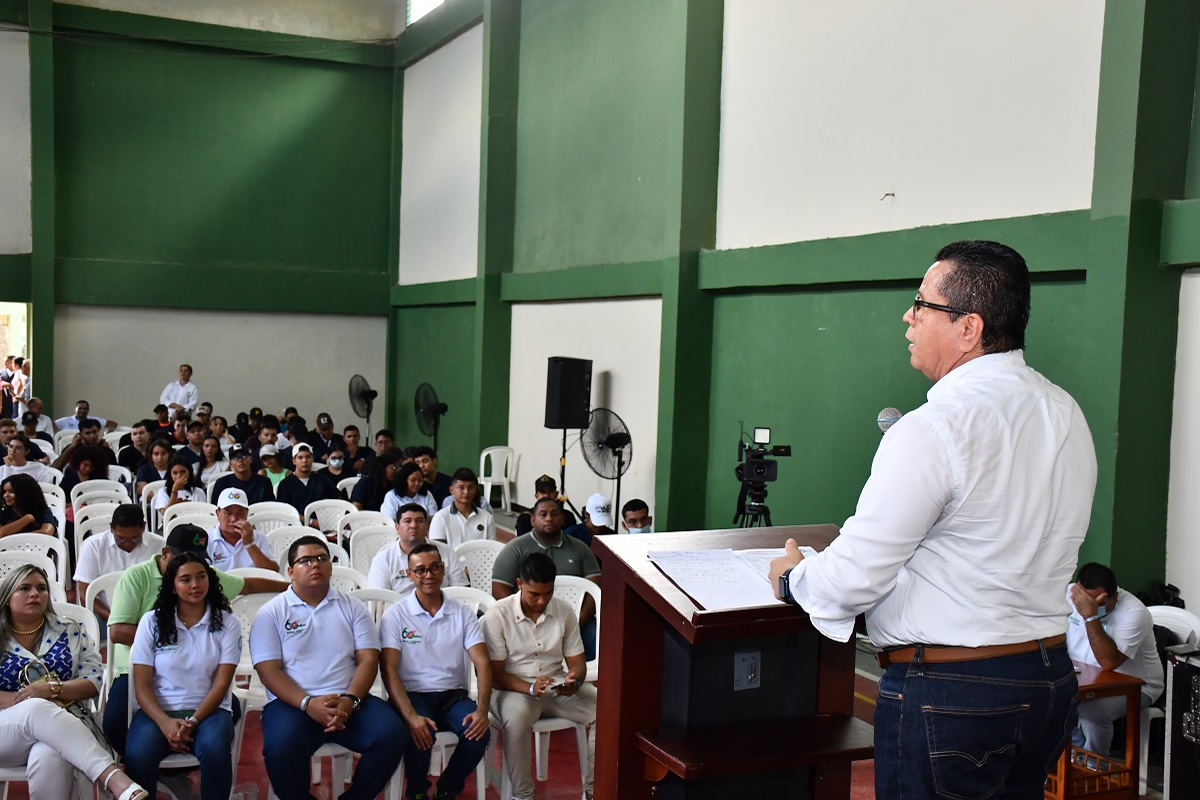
top-left (153, 553), bottom-right (230, 646)
top-left (147, 439), bottom-right (174, 462)
top-left (79, 418), bottom-right (101, 432)
top-left (132, 419), bottom-right (152, 433)
top-left (360, 449), bottom-right (402, 510)
top-left (519, 552), bottom-right (557, 584)
top-left (376, 429), bottom-right (394, 441)
top-left (12, 358), bottom-right (22, 368)
top-left (8, 433), bottom-right (32, 453)
top-left (167, 453), bottom-right (201, 491)
top-left (531, 496), bottom-right (562, 515)
top-left (343, 424), bottom-right (360, 435)
top-left (260, 415), bottom-right (280, 432)
top-left (406, 541), bottom-right (441, 566)
top-left (111, 504), bottom-right (145, 529)
top-left (621, 498), bottom-right (649, 517)
top-left (70, 445), bottom-right (110, 480)
top-left (288, 535), bottom-right (329, 566)
top-left (395, 501), bottom-right (428, 522)
top-left (1075, 562), bottom-right (1118, 597)
top-left (1, 473), bottom-right (49, 518)
top-left (933, 240), bottom-right (1031, 354)
top-left (449, 467), bottom-right (481, 508)
top-left (199, 436), bottom-right (225, 470)
top-left (283, 406), bottom-right (298, 416)
top-left (186, 421), bottom-right (204, 433)
top-left (393, 462), bottom-right (429, 497)
top-left (412, 445), bottom-right (436, 460)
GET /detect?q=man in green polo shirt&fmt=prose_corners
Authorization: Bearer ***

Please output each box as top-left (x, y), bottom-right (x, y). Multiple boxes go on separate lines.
top-left (102, 523), bottom-right (287, 755)
top-left (492, 497), bottom-right (602, 659)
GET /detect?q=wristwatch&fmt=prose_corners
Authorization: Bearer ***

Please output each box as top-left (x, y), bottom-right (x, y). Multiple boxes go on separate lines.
top-left (340, 693), bottom-right (362, 710)
top-left (779, 566), bottom-right (798, 606)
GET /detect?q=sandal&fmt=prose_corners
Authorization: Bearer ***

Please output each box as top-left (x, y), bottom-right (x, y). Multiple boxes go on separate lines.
top-left (101, 767), bottom-right (148, 800)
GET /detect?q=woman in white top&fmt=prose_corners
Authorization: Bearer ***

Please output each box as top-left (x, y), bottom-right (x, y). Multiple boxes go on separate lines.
top-left (0, 435), bottom-right (49, 485)
top-left (194, 436), bottom-right (229, 486)
top-left (0, 564), bottom-right (148, 800)
top-left (153, 455), bottom-right (207, 513)
top-left (127, 552), bottom-right (241, 800)
top-left (381, 462), bottom-right (438, 521)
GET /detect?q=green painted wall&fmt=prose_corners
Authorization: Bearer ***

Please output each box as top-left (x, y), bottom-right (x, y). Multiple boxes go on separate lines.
top-left (391, 303), bottom-right (478, 470)
top-left (511, 0), bottom-right (687, 272)
top-left (54, 36), bottom-right (392, 279)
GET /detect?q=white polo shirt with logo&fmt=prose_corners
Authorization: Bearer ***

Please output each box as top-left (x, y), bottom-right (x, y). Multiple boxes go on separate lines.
top-left (206, 526), bottom-right (275, 570)
top-left (366, 539), bottom-right (467, 597)
top-left (130, 607), bottom-right (242, 712)
top-left (249, 586), bottom-right (378, 702)
top-left (380, 592), bottom-right (483, 692)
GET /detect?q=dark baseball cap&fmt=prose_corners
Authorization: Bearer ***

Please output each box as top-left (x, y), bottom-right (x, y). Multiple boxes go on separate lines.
top-left (227, 444), bottom-right (248, 459)
top-left (316, 413), bottom-right (333, 428)
top-left (20, 412), bottom-right (36, 426)
top-left (165, 524), bottom-right (210, 558)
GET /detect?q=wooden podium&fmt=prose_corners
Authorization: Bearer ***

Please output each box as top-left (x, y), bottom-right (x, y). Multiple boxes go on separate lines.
top-left (591, 526), bottom-right (874, 800)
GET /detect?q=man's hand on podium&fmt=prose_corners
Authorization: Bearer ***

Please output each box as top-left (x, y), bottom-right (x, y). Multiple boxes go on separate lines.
top-left (769, 539), bottom-right (805, 601)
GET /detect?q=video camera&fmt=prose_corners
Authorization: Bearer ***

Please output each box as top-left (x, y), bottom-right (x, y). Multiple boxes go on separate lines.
top-left (733, 424), bottom-right (791, 527)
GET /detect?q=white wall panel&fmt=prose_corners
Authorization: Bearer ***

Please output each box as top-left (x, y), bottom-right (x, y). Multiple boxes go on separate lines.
top-left (507, 299), bottom-right (661, 523)
top-left (53, 306), bottom-right (387, 434)
top-left (0, 32), bottom-right (31, 254)
top-left (716, 0), bottom-right (1104, 249)
top-left (1167, 270), bottom-right (1200, 605)
top-left (398, 24), bottom-right (483, 286)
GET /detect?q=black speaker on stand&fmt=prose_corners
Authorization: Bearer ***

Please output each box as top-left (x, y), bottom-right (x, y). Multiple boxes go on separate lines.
top-left (545, 357), bottom-right (592, 517)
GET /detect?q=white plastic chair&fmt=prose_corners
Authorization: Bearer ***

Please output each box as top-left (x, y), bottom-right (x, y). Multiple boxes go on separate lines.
top-left (248, 501), bottom-right (303, 521)
top-left (41, 466), bottom-right (62, 485)
top-left (478, 446), bottom-right (516, 512)
top-left (103, 431), bottom-right (125, 450)
top-left (74, 515), bottom-right (119, 574)
top-left (349, 587), bottom-right (403, 700)
top-left (455, 540), bottom-right (506, 593)
top-left (38, 482), bottom-right (65, 510)
top-left (161, 501), bottom-right (217, 525)
top-left (246, 510), bottom-right (302, 536)
top-left (336, 476), bottom-right (360, 497)
top-left (0, 533), bottom-right (68, 592)
top-left (74, 502), bottom-right (121, 531)
top-left (53, 429), bottom-right (76, 451)
top-left (387, 731), bottom-right (486, 800)
top-left (205, 472), bottom-right (232, 502)
top-left (71, 490), bottom-right (129, 520)
top-left (69, 479), bottom-right (129, 506)
top-left (163, 512), bottom-right (218, 535)
top-left (40, 482), bottom-right (67, 538)
top-left (443, 585), bottom-right (496, 616)
top-left (555, 575), bottom-right (602, 680)
top-left (267, 528), bottom-right (350, 574)
top-left (348, 526), bottom-right (395, 575)
top-left (303, 499), bottom-right (355, 534)
top-left (107, 464), bottom-right (133, 494)
top-left (227, 567), bottom-right (288, 583)
top-left (0, 552), bottom-right (65, 603)
top-left (330, 565), bottom-right (368, 593)
top-left (141, 479), bottom-right (165, 533)
top-left (338, 511), bottom-right (392, 545)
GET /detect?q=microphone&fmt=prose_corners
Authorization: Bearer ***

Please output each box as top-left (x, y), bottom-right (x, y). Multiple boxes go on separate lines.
top-left (876, 407), bottom-right (903, 435)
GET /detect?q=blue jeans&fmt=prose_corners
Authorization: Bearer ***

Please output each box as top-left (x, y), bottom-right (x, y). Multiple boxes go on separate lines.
top-left (124, 709), bottom-right (234, 800)
top-left (874, 642), bottom-right (1078, 799)
top-left (404, 690), bottom-right (489, 798)
top-left (261, 696), bottom-right (407, 800)
top-left (103, 674), bottom-right (130, 756)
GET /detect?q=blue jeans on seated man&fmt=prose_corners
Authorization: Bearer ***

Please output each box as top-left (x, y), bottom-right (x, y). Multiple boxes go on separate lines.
top-left (125, 708), bottom-right (234, 800)
top-left (261, 695), bottom-right (407, 800)
top-left (874, 642), bottom-right (1078, 800)
top-left (580, 617), bottom-right (596, 663)
top-left (404, 689), bottom-right (489, 799)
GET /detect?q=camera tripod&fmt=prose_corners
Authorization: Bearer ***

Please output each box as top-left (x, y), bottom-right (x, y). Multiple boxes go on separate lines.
top-left (733, 481), bottom-right (772, 527)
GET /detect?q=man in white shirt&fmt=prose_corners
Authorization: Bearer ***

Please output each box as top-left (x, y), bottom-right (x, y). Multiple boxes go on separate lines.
top-left (25, 397), bottom-right (53, 436)
top-left (368, 503), bottom-right (467, 597)
top-left (160, 364), bottom-right (199, 421)
top-left (55, 399), bottom-right (117, 432)
top-left (74, 504), bottom-right (160, 620)
top-left (481, 551), bottom-right (595, 800)
top-left (251, 535), bottom-right (407, 800)
top-left (429, 467), bottom-right (495, 555)
top-left (381, 542), bottom-right (492, 800)
top-left (207, 487), bottom-right (278, 571)
top-left (1067, 562), bottom-right (1165, 756)
top-left (769, 240), bottom-right (1098, 798)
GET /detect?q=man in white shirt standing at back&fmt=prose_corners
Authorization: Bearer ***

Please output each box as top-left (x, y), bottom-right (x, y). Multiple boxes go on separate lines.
top-left (160, 364), bottom-right (199, 422)
top-left (770, 240), bottom-right (1098, 798)
top-left (1066, 562), bottom-right (1164, 757)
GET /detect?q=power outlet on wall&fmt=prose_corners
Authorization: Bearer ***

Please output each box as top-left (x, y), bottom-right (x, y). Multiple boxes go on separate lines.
top-left (733, 649), bottom-right (761, 691)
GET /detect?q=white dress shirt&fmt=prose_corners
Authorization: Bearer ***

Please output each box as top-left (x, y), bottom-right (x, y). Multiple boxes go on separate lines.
top-left (367, 539), bottom-right (467, 597)
top-left (55, 416), bottom-right (107, 431)
top-left (0, 462), bottom-right (51, 484)
top-left (73, 530), bottom-right (162, 605)
top-left (160, 381), bottom-right (199, 414)
top-left (790, 351), bottom-right (1097, 647)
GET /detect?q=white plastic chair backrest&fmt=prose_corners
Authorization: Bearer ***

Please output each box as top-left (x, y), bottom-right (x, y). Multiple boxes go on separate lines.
top-left (55, 603), bottom-right (101, 661)
top-left (337, 477), bottom-right (360, 496)
top-left (348, 527), bottom-right (395, 575)
top-left (75, 502), bottom-right (121, 528)
top-left (330, 565), bottom-right (367, 593)
top-left (339, 511), bottom-right (393, 542)
top-left (553, 575), bottom-right (601, 623)
top-left (74, 515), bottom-right (116, 565)
top-left (41, 466), bottom-right (62, 486)
top-left (349, 587), bottom-right (402, 624)
top-left (246, 511), bottom-right (301, 535)
top-left (0, 553), bottom-right (65, 603)
top-left (455, 540), bottom-right (506, 593)
top-left (54, 429), bottom-right (76, 450)
top-left (1149, 605), bottom-right (1200, 645)
top-left (312, 462), bottom-right (326, 472)
top-left (84, 571), bottom-right (123, 616)
top-left (205, 473), bottom-right (233, 502)
top-left (107, 465), bottom-right (133, 490)
top-left (39, 482), bottom-right (65, 509)
top-left (478, 446), bottom-right (514, 481)
top-left (266, 528), bottom-right (350, 571)
top-left (72, 491), bottom-right (129, 517)
top-left (163, 513), bottom-right (217, 535)
top-left (443, 586), bottom-right (496, 616)
top-left (162, 501), bottom-right (217, 525)
top-left (0, 534), bottom-right (68, 589)
top-left (103, 431), bottom-right (125, 449)
top-left (230, 592), bottom-right (278, 681)
top-left (227, 567), bottom-right (288, 583)
top-left (141, 478), bottom-right (165, 527)
top-left (70, 479), bottom-right (128, 505)
top-left (248, 502), bottom-right (302, 523)
top-left (303, 499), bottom-right (355, 533)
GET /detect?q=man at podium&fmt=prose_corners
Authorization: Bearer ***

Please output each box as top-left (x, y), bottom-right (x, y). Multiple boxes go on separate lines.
top-left (770, 241), bottom-right (1097, 798)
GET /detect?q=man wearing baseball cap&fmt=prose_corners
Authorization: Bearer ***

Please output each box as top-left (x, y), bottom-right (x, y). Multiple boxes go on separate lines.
top-left (104, 523), bottom-right (287, 754)
top-left (209, 487), bottom-right (279, 571)
top-left (277, 442), bottom-right (340, 516)
top-left (513, 474), bottom-right (577, 536)
top-left (212, 443), bottom-right (275, 505)
top-left (564, 493), bottom-right (616, 549)
top-left (307, 412), bottom-right (345, 464)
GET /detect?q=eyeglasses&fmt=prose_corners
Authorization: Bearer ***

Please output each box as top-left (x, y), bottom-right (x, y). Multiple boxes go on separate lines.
top-left (409, 563), bottom-right (445, 577)
top-left (912, 296), bottom-right (976, 320)
top-left (293, 554), bottom-right (331, 567)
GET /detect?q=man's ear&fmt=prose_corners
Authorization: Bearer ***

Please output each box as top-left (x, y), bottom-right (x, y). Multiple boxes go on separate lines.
top-left (959, 313), bottom-right (986, 353)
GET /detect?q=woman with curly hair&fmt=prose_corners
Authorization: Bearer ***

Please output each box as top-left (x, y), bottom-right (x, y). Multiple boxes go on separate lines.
top-left (351, 447), bottom-right (401, 512)
top-left (126, 552), bottom-right (240, 800)
top-left (0, 563), bottom-right (147, 799)
top-left (0, 474), bottom-right (55, 538)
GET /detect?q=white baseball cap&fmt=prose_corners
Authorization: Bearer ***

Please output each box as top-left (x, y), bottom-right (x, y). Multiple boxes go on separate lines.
top-left (217, 487), bottom-right (249, 510)
top-left (584, 493), bottom-right (613, 527)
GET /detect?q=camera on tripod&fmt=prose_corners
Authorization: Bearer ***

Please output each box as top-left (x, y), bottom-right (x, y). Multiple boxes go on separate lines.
top-left (733, 425), bottom-right (791, 527)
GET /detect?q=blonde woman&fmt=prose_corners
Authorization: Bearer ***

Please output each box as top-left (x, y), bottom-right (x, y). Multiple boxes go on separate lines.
top-left (0, 564), bottom-right (147, 799)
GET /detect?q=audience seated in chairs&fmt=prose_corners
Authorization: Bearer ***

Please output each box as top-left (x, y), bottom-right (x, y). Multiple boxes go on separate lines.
top-left (206, 488), bottom-right (279, 572)
top-left (382, 462), bottom-right (439, 522)
top-left (211, 445), bottom-right (274, 506)
top-left (430, 467), bottom-right (496, 556)
top-left (0, 474), bottom-right (56, 538)
top-left (0, 435), bottom-right (52, 485)
top-left (276, 443), bottom-right (338, 515)
top-left (74, 504), bottom-right (159, 622)
top-left (352, 449), bottom-right (402, 512)
top-left (368, 503), bottom-right (466, 599)
top-left (153, 455), bottom-right (207, 514)
top-left (53, 418), bottom-right (117, 472)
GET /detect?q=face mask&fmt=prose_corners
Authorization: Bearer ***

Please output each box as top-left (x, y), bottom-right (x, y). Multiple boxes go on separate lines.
top-left (329, 459), bottom-right (344, 469)
top-left (626, 526), bottom-right (651, 534)
top-left (1095, 604), bottom-right (1109, 620)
